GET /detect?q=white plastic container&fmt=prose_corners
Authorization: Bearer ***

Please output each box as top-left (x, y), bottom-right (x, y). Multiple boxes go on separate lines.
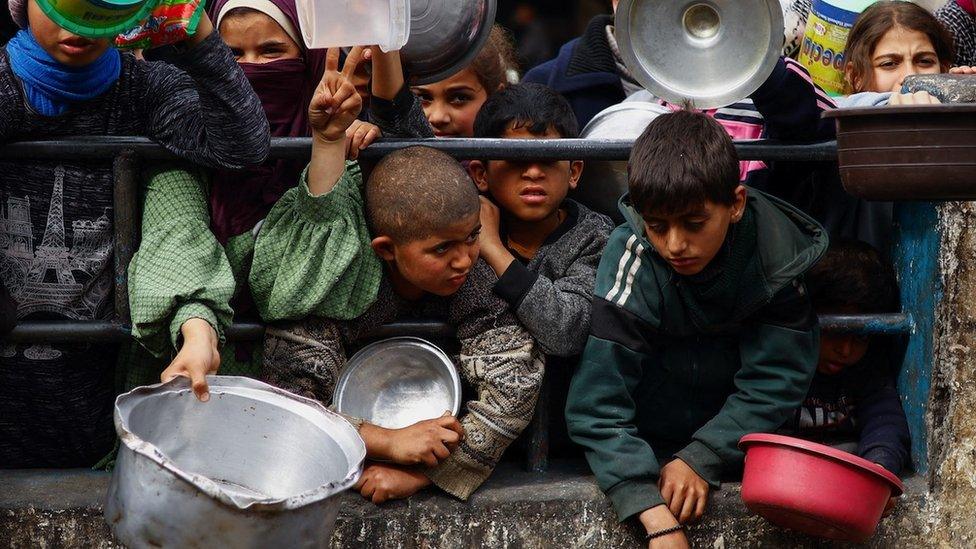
top-left (296, 0), bottom-right (410, 52)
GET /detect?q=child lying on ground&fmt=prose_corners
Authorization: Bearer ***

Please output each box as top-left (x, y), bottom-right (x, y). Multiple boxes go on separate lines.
top-left (566, 110), bottom-right (826, 548)
top-left (259, 48), bottom-right (543, 503)
top-left (0, 0), bottom-right (268, 467)
top-left (781, 239), bottom-right (911, 512)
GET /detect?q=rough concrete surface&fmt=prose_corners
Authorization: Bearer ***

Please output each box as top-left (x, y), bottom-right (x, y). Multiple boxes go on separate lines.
top-left (928, 202), bottom-right (976, 548)
top-left (0, 465), bottom-right (933, 548)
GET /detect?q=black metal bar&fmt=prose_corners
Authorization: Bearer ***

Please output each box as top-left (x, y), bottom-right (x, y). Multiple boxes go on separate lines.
top-left (112, 151), bottom-right (139, 327)
top-left (4, 315), bottom-right (913, 343)
top-left (0, 137), bottom-right (838, 162)
top-left (818, 313), bottom-right (913, 335)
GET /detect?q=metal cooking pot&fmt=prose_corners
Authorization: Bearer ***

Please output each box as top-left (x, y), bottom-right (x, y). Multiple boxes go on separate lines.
top-left (400, 0), bottom-right (497, 85)
top-left (105, 376), bottom-right (364, 549)
top-left (334, 337), bottom-right (462, 429)
top-left (575, 101), bottom-right (671, 222)
top-left (615, 0), bottom-right (784, 109)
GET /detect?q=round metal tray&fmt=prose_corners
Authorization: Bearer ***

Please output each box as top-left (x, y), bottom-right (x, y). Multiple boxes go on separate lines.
top-left (615, 0), bottom-right (783, 109)
top-left (334, 337), bottom-right (462, 429)
top-left (401, 0), bottom-right (497, 85)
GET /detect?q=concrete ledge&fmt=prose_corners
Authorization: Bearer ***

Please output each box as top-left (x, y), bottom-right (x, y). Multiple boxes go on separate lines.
top-left (0, 463), bottom-right (933, 548)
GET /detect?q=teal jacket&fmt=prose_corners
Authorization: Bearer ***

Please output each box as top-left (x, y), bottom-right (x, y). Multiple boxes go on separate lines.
top-left (566, 188), bottom-right (828, 522)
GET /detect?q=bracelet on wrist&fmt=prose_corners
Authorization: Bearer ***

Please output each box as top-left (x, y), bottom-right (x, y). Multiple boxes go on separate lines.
top-left (645, 524), bottom-right (684, 542)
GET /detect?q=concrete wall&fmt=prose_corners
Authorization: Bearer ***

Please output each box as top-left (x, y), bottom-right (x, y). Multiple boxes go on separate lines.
top-left (927, 202), bottom-right (976, 547)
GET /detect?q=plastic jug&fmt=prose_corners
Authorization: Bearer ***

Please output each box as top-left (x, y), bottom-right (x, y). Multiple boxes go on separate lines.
top-left (798, 0), bottom-right (878, 95)
top-left (296, 0), bottom-right (410, 52)
top-left (35, 0), bottom-right (157, 38)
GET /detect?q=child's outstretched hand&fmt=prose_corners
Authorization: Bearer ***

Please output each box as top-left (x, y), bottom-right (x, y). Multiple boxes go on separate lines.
top-left (354, 463), bottom-right (431, 504)
top-left (359, 412), bottom-right (464, 467)
top-left (346, 120), bottom-right (382, 160)
top-left (309, 47), bottom-right (366, 143)
top-left (160, 318), bottom-right (220, 402)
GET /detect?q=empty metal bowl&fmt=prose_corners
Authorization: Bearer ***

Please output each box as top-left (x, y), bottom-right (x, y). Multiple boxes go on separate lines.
top-left (400, 0), bottom-right (497, 85)
top-left (334, 337), bottom-right (461, 429)
top-left (615, 0), bottom-right (783, 109)
top-left (105, 376), bottom-right (365, 548)
top-left (575, 101), bottom-right (671, 222)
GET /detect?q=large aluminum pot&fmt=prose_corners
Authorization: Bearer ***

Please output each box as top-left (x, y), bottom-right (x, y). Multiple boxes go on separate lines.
top-left (401, 0), bottom-right (497, 85)
top-left (575, 101), bottom-right (671, 223)
top-left (105, 376), bottom-right (365, 548)
top-left (334, 337), bottom-right (461, 429)
top-left (615, 0), bottom-right (783, 109)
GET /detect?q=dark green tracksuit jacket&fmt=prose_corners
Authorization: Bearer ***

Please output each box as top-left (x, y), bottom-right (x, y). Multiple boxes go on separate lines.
top-left (566, 188), bottom-right (828, 522)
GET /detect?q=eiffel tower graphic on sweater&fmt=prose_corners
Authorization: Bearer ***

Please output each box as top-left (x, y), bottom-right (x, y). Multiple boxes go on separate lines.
top-left (20, 166), bottom-right (84, 315)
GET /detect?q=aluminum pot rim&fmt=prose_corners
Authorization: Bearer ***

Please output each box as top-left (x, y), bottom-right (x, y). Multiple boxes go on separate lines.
top-left (581, 101), bottom-right (672, 137)
top-left (614, 0), bottom-right (783, 110)
top-left (334, 336), bottom-right (462, 420)
top-left (405, 0), bottom-right (498, 86)
top-left (114, 375), bottom-right (365, 512)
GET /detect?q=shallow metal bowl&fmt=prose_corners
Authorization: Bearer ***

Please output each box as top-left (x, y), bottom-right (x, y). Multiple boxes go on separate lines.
top-left (615, 0), bottom-right (783, 109)
top-left (334, 337), bottom-right (461, 429)
top-left (400, 0), bottom-right (497, 85)
top-left (575, 101), bottom-right (671, 222)
top-left (105, 376), bottom-right (365, 548)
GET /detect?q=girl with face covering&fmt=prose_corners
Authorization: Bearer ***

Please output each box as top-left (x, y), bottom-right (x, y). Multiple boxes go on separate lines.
top-left (206, 0), bottom-right (328, 245)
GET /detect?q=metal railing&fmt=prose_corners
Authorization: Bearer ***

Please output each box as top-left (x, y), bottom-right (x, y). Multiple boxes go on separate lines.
top-left (2, 137), bottom-right (931, 472)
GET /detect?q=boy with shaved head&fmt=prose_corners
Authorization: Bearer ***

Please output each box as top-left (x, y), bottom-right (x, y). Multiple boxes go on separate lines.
top-left (251, 51), bottom-right (544, 504)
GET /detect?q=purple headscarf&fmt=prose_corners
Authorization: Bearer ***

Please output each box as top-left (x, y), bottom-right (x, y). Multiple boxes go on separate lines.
top-left (207, 0), bottom-right (327, 244)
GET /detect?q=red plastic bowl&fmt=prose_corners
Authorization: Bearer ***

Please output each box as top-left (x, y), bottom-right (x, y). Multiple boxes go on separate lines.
top-left (738, 434), bottom-right (904, 543)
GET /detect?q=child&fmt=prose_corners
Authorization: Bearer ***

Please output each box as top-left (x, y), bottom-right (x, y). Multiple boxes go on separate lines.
top-left (471, 83), bottom-right (613, 358)
top-left (0, 0), bottom-right (268, 467)
top-left (566, 110), bottom-right (825, 547)
top-left (470, 82), bottom-right (613, 457)
top-left (843, 1), bottom-right (955, 98)
top-left (410, 25), bottom-right (518, 138)
top-left (781, 240), bottom-right (911, 478)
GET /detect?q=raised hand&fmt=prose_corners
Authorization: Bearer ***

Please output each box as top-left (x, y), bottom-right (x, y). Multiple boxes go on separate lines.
top-left (309, 47), bottom-right (366, 143)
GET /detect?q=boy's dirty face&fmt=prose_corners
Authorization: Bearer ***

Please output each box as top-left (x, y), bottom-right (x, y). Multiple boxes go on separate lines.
top-left (642, 187), bottom-right (746, 276)
top-left (818, 332), bottom-right (870, 376)
top-left (373, 212), bottom-right (482, 298)
top-left (27, 0), bottom-right (111, 67)
top-left (219, 11), bottom-right (302, 64)
top-left (472, 122), bottom-right (583, 224)
top-left (412, 68), bottom-right (488, 137)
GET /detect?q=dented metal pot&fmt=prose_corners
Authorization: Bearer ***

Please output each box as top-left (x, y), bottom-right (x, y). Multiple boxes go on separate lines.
top-left (105, 376), bottom-right (365, 548)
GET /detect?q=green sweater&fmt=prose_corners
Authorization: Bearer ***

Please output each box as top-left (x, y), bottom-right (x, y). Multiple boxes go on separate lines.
top-left (566, 189), bottom-right (828, 522)
top-left (127, 164), bottom-right (381, 363)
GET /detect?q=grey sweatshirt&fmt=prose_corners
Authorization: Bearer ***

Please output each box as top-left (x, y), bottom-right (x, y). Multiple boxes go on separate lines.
top-left (493, 199), bottom-right (614, 357)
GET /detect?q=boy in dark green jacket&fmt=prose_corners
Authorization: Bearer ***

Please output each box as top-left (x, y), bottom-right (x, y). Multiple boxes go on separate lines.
top-left (566, 110), bottom-right (827, 547)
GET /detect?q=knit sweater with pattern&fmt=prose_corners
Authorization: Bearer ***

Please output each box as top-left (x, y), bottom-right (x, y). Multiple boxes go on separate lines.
top-left (0, 33), bottom-right (269, 468)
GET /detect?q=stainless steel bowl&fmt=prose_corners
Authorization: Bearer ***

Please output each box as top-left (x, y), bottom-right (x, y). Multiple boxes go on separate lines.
top-left (615, 0), bottom-right (784, 109)
top-left (400, 0), bottom-right (497, 85)
top-left (575, 101), bottom-right (671, 222)
top-left (105, 376), bottom-right (365, 548)
top-left (334, 337), bottom-right (462, 429)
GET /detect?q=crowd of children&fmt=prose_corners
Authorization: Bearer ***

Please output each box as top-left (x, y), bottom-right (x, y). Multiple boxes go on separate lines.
top-left (1, 0), bottom-right (973, 546)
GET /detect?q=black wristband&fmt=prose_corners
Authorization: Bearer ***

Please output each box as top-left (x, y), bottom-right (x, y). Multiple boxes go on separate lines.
top-left (645, 524), bottom-right (685, 542)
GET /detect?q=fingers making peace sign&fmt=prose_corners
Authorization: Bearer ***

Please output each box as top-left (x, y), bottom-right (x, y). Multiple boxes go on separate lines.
top-left (309, 46), bottom-right (366, 142)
